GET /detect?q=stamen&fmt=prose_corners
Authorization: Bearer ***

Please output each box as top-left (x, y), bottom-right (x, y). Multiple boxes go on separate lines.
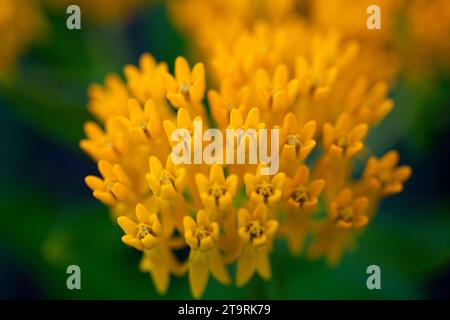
top-left (292, 186), bottom-right (309, 205)
top-left (256, 182), bottom-right (274, 203)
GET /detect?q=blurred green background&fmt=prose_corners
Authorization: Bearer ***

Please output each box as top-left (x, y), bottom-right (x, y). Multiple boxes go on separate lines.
top-left (0, 1), bottom-right (449, 299)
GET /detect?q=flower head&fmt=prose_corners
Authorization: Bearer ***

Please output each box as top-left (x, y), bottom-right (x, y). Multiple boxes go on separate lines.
top-left (208, 78), bottom-right (250, 128)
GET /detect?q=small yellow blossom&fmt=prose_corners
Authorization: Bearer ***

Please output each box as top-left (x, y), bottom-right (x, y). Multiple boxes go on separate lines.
top-left (323, 113), bottom-right (368, 159)
top-left (295, 55), bottom-right (338, 101)
top-left (146, 155), bottom-right (186, 200)
top-left (208, 78), bottom-right (250, 128)
top-left (329, 189), bottom-right (369, 230)
top-left (282, 165), bottom-right (325, 255)
top-left (80, 119), bottom-right (127, 162)
top-left (278, 112), bottom-right (316, 172)
top-left (116, 98), bottom-right (163, 145)
top-left (195, 164), bottom-right (238, 213)
top-left (284, 165), bottom-right (325, 212)
top-left (255, 64), bottom-right (299, 113)
top-left (244, 165), bottom-right (285, 208)
top-left (236, 205), bottom-right (278, 286)
top-left (124, 53), bottom-right (169, 106)
top-left (164, 56), bottom-right (206, 113)
top-left (362, 150), bottom-right (412, 196)
top-left (85, 160), bottom-right (132, 206)
top-left (80, 0), bottom-right (416, 295)
top-left (345, 78), bottom-right (394, 125)
top-left (117, 204), bottom-right (163, 251)
top-left (163, 107), bottom-right (203, 154)
top-left (184, 210), bottom-right (230, 299)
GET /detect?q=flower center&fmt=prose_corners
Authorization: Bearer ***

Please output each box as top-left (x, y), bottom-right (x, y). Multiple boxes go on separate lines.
top-left (208, 183), bottom-right (227, 207)
top-left (137, 223), bottom-right (155, 240)
top-left (255, 182), bottom-right (274, 203)
top-left (337, 207), bottom-right (354, 223)
top-left (193, 225), bottom-right (212, 241)
top-left (159, 171), bottom-right (175, 186)
top-left (180, 82), bottom-right (190, 96)
top-left (292, 186), bottom-right (309, 205)
top-left (247, 221), bottom-right (265, 242)
top-left (336, 133), bottom-right (350, 149)
top-left (286, 134), bottom-right (302, 153)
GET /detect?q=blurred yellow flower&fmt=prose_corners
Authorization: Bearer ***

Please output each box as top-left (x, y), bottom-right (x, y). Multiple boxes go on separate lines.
top-left (0, 0), bottom-right (47, 77)
top-left (323, 113), bottom-right (368, 159)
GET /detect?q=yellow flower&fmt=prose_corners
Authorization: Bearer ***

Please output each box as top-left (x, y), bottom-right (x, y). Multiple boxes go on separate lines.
top-left (278, 112), bottom-right (316, 169)
top-left (228, 107), bottom-right (265, 131)
top-left (184, 210), bottom-right (230, 299)
top-left (80, 6), bottom-right (415, 294)
top-left (284, 165), bottom-right (325, 212)
top-left (88, 74), bottom-right (130, 121)
top-left (345, 78), bottom-right (394, 125)
top-left (146, 156), bottom-right (186, 200)
top-left (295, 54), bottom-right (338, 101)
top-left (323, 113), bottom-right (368, 159)
top-left (329, 189), bottom-right (369, 230)
top-left (282, 165), bottom-right (325, 255)
top-left (362, 150), bottom-right (412, 196)
top-left (244, 165), bottom-right (285, 207)
top-left (116, 98), bottom-right (162, 145)
top-left (118, 203), bottom-right (183, 295)
top-left (124, 53), bottom-right (169, 106)
top-left (227, 107), bottom-right (266, 160)
top-left (195, 164), bottom-right (238, 212)
top-left (208, 78), bottom-right (250, 128)
top-left (164, 56), bottom-right (206, 111)
top-left (117, 203), bottom-right (163, 251)
top-left (85, 160), bottom-right (132, 206)
top-left (163, 106), bottom-right (203, 142)
top-left (80, 119), bottom-right (127, 162)
top-left (236, 205), bottom-right (278, 286)
top-left (255, 64), bottom-right (299, 113)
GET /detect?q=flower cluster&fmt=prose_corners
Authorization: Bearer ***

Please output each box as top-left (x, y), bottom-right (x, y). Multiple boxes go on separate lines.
top-left (81, 1), bottom-right (413, 298)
